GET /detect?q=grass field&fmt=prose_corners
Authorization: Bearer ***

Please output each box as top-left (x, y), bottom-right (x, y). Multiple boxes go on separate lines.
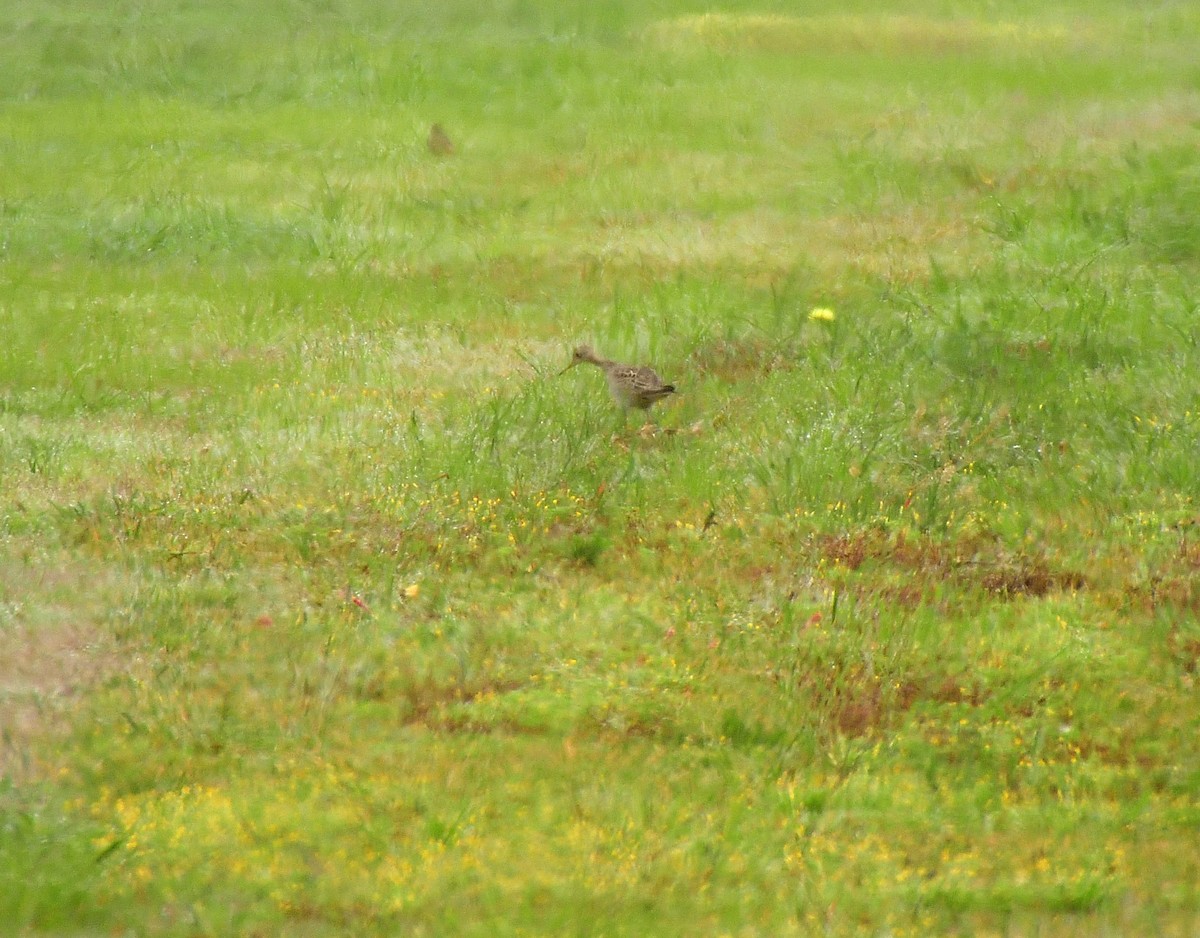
top-left (2, 0), bottom-right (1199, 934)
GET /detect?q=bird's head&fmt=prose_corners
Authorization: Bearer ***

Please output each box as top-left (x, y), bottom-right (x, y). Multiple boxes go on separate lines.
top-left (560, 344), bottom-right (597, 374)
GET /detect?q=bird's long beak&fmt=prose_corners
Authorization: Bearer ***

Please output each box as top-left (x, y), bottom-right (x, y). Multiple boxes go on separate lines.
top-left (558, 362), bottom-right (576, 376)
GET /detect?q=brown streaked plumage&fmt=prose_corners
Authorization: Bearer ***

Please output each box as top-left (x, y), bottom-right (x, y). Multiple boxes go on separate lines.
top-left (560, 344), bottom-right (676, 411)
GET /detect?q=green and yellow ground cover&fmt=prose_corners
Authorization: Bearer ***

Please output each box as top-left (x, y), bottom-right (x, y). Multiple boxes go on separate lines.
top-left (2, 0), bottom-right (1198, 934)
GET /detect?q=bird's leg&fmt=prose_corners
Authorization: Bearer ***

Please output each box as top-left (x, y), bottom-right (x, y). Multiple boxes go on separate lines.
top-left (609, 406), bottom-right (630, 441)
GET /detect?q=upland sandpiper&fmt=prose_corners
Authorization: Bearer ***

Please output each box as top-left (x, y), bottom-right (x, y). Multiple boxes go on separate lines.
top-left (560, 345), bottom-right (676, 412)
top-left (427, 123), bottom-right (454, 157)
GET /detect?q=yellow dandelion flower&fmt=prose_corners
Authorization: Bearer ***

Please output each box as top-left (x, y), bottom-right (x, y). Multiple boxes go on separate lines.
top-left (809, 307), bottom-right (835, 322)
top-left (404, 583), bottom-right (420, 599)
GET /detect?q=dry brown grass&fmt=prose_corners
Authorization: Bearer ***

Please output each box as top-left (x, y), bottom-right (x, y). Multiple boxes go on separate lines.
top-left (0, 551), bottom-right (125, 779)
top-left (644, 13), bottom-right (1083, 57)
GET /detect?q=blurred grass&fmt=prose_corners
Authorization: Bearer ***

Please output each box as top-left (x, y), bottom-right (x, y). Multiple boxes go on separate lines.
top-left (2, 0), bottom-right (1199, 934)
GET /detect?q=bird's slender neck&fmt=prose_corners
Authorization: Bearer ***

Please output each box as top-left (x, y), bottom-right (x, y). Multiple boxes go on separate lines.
top-left (579, 349), bottom-right (612, 368)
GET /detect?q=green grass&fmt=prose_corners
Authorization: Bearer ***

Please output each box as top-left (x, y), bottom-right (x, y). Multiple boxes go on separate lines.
top-left (2, 0), bottom-right (1199, 934)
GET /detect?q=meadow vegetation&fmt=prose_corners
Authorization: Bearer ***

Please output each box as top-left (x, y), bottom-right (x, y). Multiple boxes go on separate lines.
top-left (2, 0), bottom-right (1199, 934)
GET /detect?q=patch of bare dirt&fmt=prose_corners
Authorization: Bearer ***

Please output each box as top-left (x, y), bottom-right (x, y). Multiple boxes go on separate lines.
top-left (794, 665), bottom-right (991, 738)
top-left (817, 529), bottom-right (1088, 601)
top-left (0, 551), bottom-right (123, 780)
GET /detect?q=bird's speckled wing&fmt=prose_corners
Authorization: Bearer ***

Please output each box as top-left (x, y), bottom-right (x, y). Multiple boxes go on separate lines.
top-left (602, 361), bottom-right (675, 409)
top-left (632, 366), bottom-right (667, 390)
